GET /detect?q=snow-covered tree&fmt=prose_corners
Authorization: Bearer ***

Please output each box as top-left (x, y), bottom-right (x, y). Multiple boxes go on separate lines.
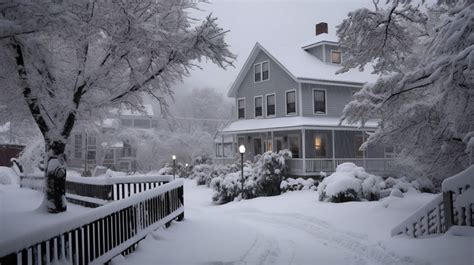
top-left (337, 0), bottom-right (473, 181)
top-left (0, 0), bottom-right (234, 213)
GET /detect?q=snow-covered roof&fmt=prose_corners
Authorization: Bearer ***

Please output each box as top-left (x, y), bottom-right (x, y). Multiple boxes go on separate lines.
top-left (214, 135), bottom-right (234, 144)
top-left (300, 32), bottom-right (339, 49)
top-left (110, 104), bottom-right (154, 117)
top-left (228, 42), bottom-right (378, 97)
top-left (221, 116), bottom-right (379, 134)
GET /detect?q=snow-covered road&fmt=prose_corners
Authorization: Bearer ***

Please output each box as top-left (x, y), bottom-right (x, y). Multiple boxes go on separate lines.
top-left (114, 180), bottom-right (473, 265)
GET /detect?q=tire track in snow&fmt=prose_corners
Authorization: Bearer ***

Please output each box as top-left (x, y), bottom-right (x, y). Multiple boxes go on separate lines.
top-left (234, 232), bottom-right (295, 265)
top-left (232, 211), bottom-right (429, 265)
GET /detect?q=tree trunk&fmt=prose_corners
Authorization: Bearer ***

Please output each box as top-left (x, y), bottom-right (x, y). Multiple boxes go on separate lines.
top-left (44, 140), bottom-right (67, 213)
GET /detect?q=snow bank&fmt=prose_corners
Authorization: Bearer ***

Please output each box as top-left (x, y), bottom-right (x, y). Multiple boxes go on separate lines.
top-left (318, 163), bottom-right (384, 202)
top-left (0, 166), bottom-right (18, 185)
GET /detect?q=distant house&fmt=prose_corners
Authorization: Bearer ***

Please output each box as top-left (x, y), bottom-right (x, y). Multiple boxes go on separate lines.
top-left (66, 105), bottom-right (159, 172)
top-left (216, 23), bottom-right (396, 177)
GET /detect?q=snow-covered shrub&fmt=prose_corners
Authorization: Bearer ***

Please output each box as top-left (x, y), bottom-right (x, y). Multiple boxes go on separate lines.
top-left (210, 150), bottom-right (292, 204)
top-left (211, 164), bottom-right (254, 204)
top-left (384, 176), bottom-right (415, 193)
top-left (253, 150), bottom-right (292, 196)
top-left (280, 178), bottom-right (316, 193)
top-left (317, 163), bottom-right (384, 202)
top-left (411, 176), bottom-right (435, 193)
top-left (191, 164), bottom-right (214, 186)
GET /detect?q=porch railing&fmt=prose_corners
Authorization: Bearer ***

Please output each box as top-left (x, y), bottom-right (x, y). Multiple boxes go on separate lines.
top-left (0, 180), bottom-right (184, 265)
top-left (287, 158), bottom-right (395, 175)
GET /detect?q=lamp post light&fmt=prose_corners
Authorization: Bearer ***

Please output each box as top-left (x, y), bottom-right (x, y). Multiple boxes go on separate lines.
top-left (238, 145), bottom-right (246, 198)
top-left (172, 155), bottom-right (176, 180)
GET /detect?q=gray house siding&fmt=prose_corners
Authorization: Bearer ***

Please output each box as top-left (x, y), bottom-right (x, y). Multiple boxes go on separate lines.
top-left (305, 45), bottom-right (324, 62)
top-left (301, 83), bottom-right (357, 117)
top-left (235, 50), bottom-right (298, 119)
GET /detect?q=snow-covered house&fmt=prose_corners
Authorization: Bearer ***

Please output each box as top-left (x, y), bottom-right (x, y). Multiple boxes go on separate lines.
top-left (217, 23), bottom-right (395, 177)
top-left (66, 105), bottom-right (159, 172)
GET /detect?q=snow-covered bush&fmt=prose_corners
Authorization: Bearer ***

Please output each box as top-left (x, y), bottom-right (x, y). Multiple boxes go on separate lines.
top-left (191, 164), bottom-right (215, 186)
top-left (280, 178), bottom-right (316, 192)
top-left (318, 163), bottom-right (384, 203)
top-left (0, 166), bottom-right (18, 185)
top-left (210, 150), bottom-right (292, 204)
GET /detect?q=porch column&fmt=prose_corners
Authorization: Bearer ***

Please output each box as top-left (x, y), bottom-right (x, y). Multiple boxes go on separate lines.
top-left (222, 134), bottom-right (225, 165)
top-left (362, 130), bottom-right (367, 169)
top-left (271, 131), bottom-right (274, 152)
top-left (331, 130), bottom-right (336, 171)
top-left (302, 129), bottom-right (306, 175)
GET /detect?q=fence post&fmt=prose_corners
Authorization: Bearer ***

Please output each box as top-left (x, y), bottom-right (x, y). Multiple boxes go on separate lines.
top-left (443, 191), bottom-right (454, 231)
top-left (165, 191), bottom-right (171, 228)
top-left (177, 185), bottom-right (184, 221)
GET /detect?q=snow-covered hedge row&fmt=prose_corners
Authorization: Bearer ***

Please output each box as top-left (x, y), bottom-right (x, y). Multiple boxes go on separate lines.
top-left (317, 163), bottom-right (435, 203)
top-left (210, 150), bottom-right (292, 204)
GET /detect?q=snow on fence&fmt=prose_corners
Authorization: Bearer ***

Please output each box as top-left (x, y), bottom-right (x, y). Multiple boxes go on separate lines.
top-left (66, 175), bottom-right (174, 208)
top-left (391, 166), bottom-right (474, 238)
top-left (20, 173), bottom-right (174, 208)
top-left (0, 179), bottom-right (184, 265)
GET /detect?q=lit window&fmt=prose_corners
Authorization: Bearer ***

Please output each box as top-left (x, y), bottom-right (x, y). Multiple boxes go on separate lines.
top-left (286, 91), bottom-right (296, 115)
top-left (331, 51), bottom-right (341, 64)
top-left (254, 61), bottom-right (269, 82)
top-left (237, 98), bottom-right (245, 119)
top-left (313, 90), bottom-right (326, 114)
top-left (314, 134), bottom-right (326, 157)
top-left (355, 133), bottom-right (363, 158)
top-left (254, 96), bottom-right (263, 118)
top-left (266, 94), bottom-right (275, 116)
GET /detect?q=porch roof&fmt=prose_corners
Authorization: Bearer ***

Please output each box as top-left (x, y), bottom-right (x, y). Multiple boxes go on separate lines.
top-left (221, 116), bottom-right (379, 134)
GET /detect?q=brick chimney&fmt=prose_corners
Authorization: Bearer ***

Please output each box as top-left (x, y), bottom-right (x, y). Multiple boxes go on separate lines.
top-left (315, 22), bottom-right (328, 36)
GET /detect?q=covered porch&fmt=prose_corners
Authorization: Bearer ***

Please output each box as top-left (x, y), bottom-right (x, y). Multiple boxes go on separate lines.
top-left (218, 117), bottom-right (396, 177)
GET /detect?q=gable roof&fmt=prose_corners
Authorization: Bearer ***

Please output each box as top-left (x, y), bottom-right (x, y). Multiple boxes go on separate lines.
top-left (228, 42), bottom-right (378, 97)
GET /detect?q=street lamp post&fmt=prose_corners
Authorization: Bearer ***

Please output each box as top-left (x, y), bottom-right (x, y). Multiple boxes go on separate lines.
top-left (172, 155), bottom-right (176, 180)
top-left (238, 145), bottom-right (246, 198)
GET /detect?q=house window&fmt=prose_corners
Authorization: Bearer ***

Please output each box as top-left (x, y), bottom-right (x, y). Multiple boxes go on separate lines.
top-left (237, 98), bottom-right (245, 119)
top-left (133, 119), bottom-right (151, 129)
top-left (74, 134), bottom-right (82, 159)
top-left (314, 134), bottom-right (327, 157)
top-left (313, 89), bottom-right (326, 114)
top-left (121, 119), bottom-right (132, 127)
top-left (286, 90), bottom-right (296, 115)
top-left (254, 61), bottom-right (269, 82)
top-left (104, 149), bottom-right (114, 160)
top-left (254, 138), bottom-right (262, 155)
top-left (331, 51), bottom-right (341, 64)
top-left (355, 133), bottom-right (364, 158)
top-left (266, 94), bottom-right (275, 117)
top-left (254, 96), bottom-right (263, 118)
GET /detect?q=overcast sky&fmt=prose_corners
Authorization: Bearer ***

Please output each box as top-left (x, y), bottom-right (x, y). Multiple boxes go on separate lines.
top-left (173, 0), bottom-right (373, 98)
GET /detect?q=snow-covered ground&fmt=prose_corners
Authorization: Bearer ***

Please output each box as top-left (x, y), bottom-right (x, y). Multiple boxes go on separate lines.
top-left (0, 184), bottom-right (89, 245)
top-left (115, 179), bottom-right (473, 265)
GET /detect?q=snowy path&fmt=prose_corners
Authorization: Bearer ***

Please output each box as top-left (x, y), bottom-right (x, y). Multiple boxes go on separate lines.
top-left (114, 180), bottom-right (473, 265)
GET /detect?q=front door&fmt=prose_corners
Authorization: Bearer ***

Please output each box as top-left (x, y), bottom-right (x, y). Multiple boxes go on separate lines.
top-left (288, 134), bottom-right (300, 158)
top-left (274, 137), bottom-right (283, 152)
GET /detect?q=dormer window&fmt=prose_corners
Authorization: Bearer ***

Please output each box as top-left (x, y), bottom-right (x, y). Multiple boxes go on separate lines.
top-left (254, 96), bottom-right (263, 118)
top-left (331, 50), bottom-right (341, 64)
top-left (254, 61), bottom-right (269, 82)
top-left (237, 98), bottom-right (245, 119)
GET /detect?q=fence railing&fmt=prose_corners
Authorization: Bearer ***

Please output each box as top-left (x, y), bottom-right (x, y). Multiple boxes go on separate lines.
top-left (20, 174), bottom-right (174, 208)
top-left (392, 165), bottom-right (473, 238)
top-left (0, 179), bottom-right (184, 265)
top-left (66, 175), bottom-right (173, 208)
